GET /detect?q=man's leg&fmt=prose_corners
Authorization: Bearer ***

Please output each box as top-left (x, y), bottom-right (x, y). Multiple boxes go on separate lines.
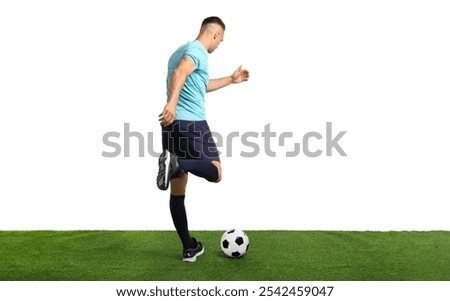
top-left (169, 161), bottom-right (220, 244)
top-left (170, 172), bottom-right (188, 196)
top-left (211, 160), bottom-right (222, 183)
top-left (157, 151), bottom-right (221, 190)
top-left (177, 159), bottom-right (222, 183)
top-left (169, 172), bottom-right (205, 262)
top-left (169, 173), bottom-right (194, 249)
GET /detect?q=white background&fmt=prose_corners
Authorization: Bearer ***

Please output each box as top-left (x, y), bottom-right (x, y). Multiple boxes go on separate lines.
top-left (1, 0), bottom-right (449, 231)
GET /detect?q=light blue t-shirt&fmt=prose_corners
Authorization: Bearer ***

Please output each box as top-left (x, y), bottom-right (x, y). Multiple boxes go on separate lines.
top-left (166, 40), bottom-right (209, 121)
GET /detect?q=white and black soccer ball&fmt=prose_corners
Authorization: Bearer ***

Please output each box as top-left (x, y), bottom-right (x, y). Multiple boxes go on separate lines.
top-left (220, 229), bottom-right (249, 258)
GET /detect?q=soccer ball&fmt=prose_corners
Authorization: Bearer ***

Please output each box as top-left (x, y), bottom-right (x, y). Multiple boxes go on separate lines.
top-left (220, 229), bottom-right (249, 258)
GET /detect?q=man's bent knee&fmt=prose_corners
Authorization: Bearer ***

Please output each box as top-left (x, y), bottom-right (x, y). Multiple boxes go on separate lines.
top-left (211, 160), bottom-right (222, 183)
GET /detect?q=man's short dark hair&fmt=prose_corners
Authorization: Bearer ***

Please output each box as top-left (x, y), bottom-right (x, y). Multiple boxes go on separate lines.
top-left (201, 16), bottom-right (226, 31)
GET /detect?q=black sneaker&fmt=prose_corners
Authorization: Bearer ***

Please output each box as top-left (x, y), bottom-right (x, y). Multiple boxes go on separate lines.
top-left (183, 238), bottom-right (204, 262)
top-left (157, 150), bottom-right (182, 190)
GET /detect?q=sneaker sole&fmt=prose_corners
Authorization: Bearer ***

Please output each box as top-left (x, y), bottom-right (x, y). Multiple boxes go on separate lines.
top-left (182, 247), bottom-right (204, 263)
top-left (163, 150), bottom-right (170, 189)
top-left (157, 150), bottom-right (170, 190)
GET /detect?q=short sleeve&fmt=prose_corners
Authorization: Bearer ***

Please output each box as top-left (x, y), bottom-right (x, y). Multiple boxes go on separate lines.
top-left (184, 45), bottom-right (201, 69)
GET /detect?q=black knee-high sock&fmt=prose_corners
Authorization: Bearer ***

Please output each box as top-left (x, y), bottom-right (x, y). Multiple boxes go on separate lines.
top-left (169, 194), bottom-right (195, 249)
top-left (178, 159), bottom-right (218, 182)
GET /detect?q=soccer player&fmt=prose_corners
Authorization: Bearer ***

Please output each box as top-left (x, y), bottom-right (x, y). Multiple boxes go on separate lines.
top-left (157, 16), bottom-right (249, 262)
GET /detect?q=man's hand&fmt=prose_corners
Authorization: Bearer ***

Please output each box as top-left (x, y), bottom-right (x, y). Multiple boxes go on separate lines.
top-left (159, 101), bottom-right (177, 127)
top-left (231, 65), bottom-right (250, 84)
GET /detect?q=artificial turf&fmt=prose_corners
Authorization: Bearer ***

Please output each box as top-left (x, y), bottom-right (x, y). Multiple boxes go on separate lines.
top-left (0, 231), bottom-right (449, 281)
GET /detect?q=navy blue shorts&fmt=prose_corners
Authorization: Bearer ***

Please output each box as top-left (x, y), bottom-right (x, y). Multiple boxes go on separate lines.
top-left (162, 120), bottom-right (220, 162)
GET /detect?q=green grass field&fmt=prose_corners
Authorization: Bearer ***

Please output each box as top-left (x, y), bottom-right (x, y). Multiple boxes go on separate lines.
top-left (1, 231), bottom-right (449, 281)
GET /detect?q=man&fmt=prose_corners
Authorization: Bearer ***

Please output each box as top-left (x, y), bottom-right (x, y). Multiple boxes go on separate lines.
top-left (157, 16), bottom-right (249, 262)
